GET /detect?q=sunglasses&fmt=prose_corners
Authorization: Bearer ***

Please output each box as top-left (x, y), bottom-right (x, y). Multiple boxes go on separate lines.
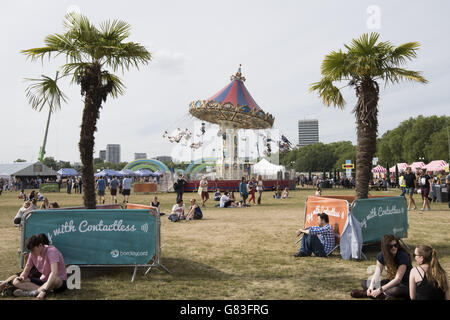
top-left (389, 244), bottom-right (398, 249)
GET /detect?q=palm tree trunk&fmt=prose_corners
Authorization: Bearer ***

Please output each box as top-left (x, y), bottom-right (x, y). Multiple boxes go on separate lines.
top-left (79, 64), bottom-right (103, 209)
top-left (354, 79), bottom-right (379, 199)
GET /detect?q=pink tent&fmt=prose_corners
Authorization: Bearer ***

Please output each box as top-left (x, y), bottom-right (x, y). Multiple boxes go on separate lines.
top-left (424, 160), bottom-right (448, 172)
top-left (409, 162), bottom-right (426, 171)
top-left (389, 163), bottom-right (408, 173)
top-left (372, 165), bottom-right (386, 173)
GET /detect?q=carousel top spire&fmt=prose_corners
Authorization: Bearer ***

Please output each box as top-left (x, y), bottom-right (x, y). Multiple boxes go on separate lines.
top-left (231, 64), bottom-right (246, 82)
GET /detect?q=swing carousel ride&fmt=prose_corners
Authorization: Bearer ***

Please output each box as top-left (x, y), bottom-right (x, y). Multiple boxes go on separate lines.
top-left (188, 65), bottom-right (275, 179)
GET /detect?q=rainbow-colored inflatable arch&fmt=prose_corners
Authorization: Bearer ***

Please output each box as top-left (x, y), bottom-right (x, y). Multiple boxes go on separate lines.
top-left (124, 159), bottom-right (170, 172)
top-left (186, 158), bottom-right (218, 176)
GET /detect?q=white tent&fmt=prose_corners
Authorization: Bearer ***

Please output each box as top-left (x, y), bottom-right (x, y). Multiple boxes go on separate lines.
top-left (253, 158), bottom-right (285, 177)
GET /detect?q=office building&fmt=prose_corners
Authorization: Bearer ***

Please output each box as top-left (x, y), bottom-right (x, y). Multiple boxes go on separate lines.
top-left (99, 150), bottom-right (106, 161)
top-left (106, 144), bottom-right (121, 163)
top-left (155, 156), bottom-right (172, 163)
top-left (134, 153), bottom-right (147, 160)
top-left (298, 119), bottom-right (319, 147)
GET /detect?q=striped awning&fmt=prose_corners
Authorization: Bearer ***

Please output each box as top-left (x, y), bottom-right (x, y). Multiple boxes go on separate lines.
top-left (389, 163), bottom-right (408, 173)
top-left (424, 160), bottom-right (448, 172)
top-left (409, 162), bottom-right (426, 171)
top-left (372, 165), bottom-right (386, 173)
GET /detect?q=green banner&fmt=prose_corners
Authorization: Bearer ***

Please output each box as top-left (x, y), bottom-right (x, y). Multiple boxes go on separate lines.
top-left (24, 209), bottom-right (157, 265)
top-left (39, 183), bottom-right (60, 193)
top-left (351, 196), bottom-right (408, 243)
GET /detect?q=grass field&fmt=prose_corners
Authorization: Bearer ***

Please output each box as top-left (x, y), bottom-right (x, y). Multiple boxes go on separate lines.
top-left (0, 187), bottom-right (449, 300)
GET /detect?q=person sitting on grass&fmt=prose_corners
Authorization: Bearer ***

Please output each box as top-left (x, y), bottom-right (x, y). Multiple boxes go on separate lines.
top-left (0, 234), bottom-right (48, 296)
top-left (36, 192), bottom-right (44, 201)
top-left (219, 192), bottom-right (239, 208)
top-left (213, 189), bottom-right (222, 201)
top-left (409, 244), bottom-right (450, 300)
top-left (282, 187), bottom-right (289, 199)
top-left (185, 198), bottom-right (203, 221)
top-left (151, 196), bottom-right (165, 216)
top-left (49, 202), bottom-right (60, 209)
top-left (351, 234), bottom-right (412, 300)
top-left (12, 234), bottom-right (67, 299)
top-left (28, 190), bottom-right (36, 202)
top-left (18, 189), bottom-right (27, 200)
top-left (13, 199), bottom-right (37, 226)
top-left (170, 199), bottom-right (185, 220)
top-left (294, 213), bottom-right (335, 258)
top-left (315, 186), bottom-right (322, 196)
top-left (273, 186), bottom-right (282, 199)
top-left (39, 197), bottom-right (50, 210)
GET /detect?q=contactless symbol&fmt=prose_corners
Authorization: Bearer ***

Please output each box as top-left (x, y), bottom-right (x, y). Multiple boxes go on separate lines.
top-left (110, 249), bottom-right (119, 258)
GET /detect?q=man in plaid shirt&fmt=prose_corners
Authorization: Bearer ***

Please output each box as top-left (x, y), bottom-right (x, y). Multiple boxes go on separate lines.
top-left (294, 213), bottom-right (335, 257)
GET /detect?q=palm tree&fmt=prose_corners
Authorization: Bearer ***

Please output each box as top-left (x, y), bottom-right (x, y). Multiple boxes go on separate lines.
top-left (310, 33), bottom-right (427, 199)
top-left (22, 13), bottom-right (151, 208)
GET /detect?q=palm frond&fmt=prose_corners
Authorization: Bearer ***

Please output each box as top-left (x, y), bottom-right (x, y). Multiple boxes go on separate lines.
top-left (25, 74), bottom-right (68, 113)
top-left (99, 19), bottom-right (131, 42)
top-left (103, 73), bottom-right (126, 98)
top-left (381, 67), bottom-right (428, 84)
top-left (309, 78), bottom-right (346, 108)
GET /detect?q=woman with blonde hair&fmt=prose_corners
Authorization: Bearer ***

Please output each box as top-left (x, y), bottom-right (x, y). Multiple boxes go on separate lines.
top-left (351, 234), bottom-right (412, 299)
top-left (40, 197), bottom-right (50, 210)
top-left (409, 245), bottom-right (449, 300)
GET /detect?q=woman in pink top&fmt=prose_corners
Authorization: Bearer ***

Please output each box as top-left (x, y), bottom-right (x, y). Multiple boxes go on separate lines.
top-left (13, 234), bottom-right (67, 299)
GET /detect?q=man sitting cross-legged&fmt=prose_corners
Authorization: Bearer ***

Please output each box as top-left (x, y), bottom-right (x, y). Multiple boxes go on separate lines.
top-left (12, 234), bottom-right (67, 299)
top-left (294, 213), bottom-right (335, 258)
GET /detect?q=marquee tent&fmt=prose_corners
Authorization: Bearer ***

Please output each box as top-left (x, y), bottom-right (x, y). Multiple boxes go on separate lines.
top-left (371, 165), bottom-right (386, 173)
top-left (95, 169), bottom-right (122, 177)
top-left (389, 163), bottom-right (408, 173)
top-left (424, 160), bottom-right (448, 172)
top-left (409, 162), bottom-right (426, 171)
top-left (0, 162), bottom-right (57, 177)
top-left (57, 168), bottom-right (79, 177)
top-left (253, 158), bottom-right (285, 177)
top-left (119, 169), bottom-right (136, 176)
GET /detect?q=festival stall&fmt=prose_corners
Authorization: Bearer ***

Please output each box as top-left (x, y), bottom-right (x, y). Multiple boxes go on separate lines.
top-left (424, 160), bottom-right (448, 172)
top-left (389, 163), bottom-right (408, 173)
top-left (303, 195), bottom-right (408, 260)
top-left (409, 161), bottom-right (426, 172)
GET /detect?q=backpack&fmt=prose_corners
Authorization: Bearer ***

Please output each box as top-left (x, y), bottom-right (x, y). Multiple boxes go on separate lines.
top-left (168, 213), bottom-right (179, 222)
top-left (0, 281), bottom-right (17, 297)
top-left (173, 182), bottom-right (179, 191)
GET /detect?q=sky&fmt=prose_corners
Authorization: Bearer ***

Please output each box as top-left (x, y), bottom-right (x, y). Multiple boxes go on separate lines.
top-left (0, 0), bottom-right (449, 164)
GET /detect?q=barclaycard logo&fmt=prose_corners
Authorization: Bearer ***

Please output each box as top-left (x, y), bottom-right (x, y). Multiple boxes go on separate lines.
top-left (110, 249), bottom-right (119, 258)
top-left (141, 223), bottom-right (148, 233)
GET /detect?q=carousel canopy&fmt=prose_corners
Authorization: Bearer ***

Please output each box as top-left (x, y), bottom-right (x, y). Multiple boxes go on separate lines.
top-left (189, 65), bottom-right (274, 129)
top-left (424, 160), bottom-right (448, 172)
top-left (372, 165), bottom-right (386, 173)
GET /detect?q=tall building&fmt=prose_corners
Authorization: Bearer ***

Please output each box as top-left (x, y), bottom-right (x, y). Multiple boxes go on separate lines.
top-left (99, 150), bottom-right (106, 161)
top-left (134, 153), bottom-right (147, 160)
top-left (298, 120), bottom-right (319, 147)
top-left (106, 144), bottom-right (121, 163)
top-left (155, 156), bottom-right (172, 163)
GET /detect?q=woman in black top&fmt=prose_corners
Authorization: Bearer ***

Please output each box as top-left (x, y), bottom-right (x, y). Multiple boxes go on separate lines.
top-left (351, 235), bottom-right (412, 299)
top-left (151, 196), bottom-right (164, 216)
top-left (409, 245), bottom-right (449, 300)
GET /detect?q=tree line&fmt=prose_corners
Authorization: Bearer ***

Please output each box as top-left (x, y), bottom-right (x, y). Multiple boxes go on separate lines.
top-left (281, 115), bottom-right (449, 172)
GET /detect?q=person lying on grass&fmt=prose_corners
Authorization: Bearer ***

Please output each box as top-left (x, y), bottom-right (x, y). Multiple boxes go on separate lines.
top-left (184, 198), bottom-right (203, 221)
top-left (12, 234), bottom-right (67, 299)
top-left (351, 234), bottom-right (412, 300)
top-left (294, 213), bottom-right (335, 258)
